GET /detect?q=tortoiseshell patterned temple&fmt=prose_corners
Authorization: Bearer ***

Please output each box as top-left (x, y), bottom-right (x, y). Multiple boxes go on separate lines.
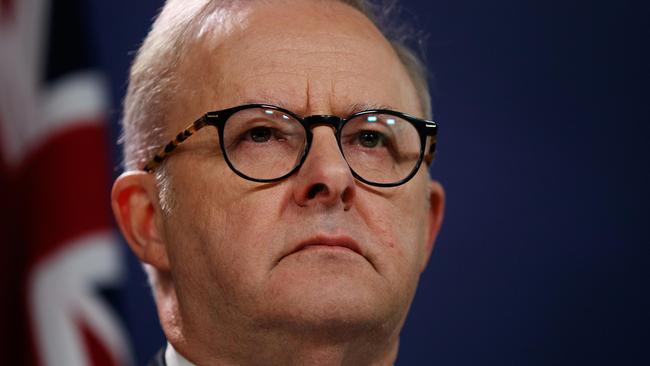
top-left (143, 116), bottom-right (208, 172)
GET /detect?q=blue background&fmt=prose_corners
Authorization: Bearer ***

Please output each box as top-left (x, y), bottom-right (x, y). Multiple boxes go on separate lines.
top-left (83, 1), bottom-right (649, 364)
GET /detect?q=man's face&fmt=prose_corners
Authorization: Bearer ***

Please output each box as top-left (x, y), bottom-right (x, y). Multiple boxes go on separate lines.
top-left (158, 0), bottom-right (439, 341)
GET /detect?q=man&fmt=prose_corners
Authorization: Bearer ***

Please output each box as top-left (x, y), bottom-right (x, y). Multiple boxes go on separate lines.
top-left (111, 0), bottom-right (444, 364)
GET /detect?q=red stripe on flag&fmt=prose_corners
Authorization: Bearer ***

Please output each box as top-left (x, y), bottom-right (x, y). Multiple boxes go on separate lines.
top-left (20, 121), bottom-right (114, 270)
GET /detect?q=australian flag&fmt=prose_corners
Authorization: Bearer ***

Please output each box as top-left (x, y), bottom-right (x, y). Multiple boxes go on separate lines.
top-left (0, 0), bottom-right (134, 364)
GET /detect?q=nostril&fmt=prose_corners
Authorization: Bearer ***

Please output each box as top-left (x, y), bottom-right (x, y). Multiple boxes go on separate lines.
top-left (307, 183), bottom-right (328, 199)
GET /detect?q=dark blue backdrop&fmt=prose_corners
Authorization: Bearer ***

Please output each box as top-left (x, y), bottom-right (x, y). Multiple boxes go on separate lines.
top-left (84, 1), bottom-right (649, 364)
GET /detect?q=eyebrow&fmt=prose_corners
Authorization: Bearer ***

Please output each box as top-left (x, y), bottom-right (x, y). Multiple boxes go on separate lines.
top-left (241, 97), bottom-right (296, 111)
top-left (240, 98), bottom-right (397, 117)
top-left (345, 102), bottom-right (396, 115)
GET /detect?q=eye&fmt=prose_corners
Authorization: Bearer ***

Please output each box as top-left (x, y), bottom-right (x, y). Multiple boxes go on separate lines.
top-left (357, 130), bottom-right (385, 148)
top-left (249, 126), bottom-right (273, 142)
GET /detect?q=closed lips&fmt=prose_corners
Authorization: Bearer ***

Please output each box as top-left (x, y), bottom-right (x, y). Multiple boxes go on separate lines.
top-left (285, 235), bottom-right (364, 259)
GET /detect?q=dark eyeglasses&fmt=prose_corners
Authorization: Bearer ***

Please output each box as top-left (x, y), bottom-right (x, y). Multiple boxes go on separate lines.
top-left (143, 104), bottom-right (438, 187)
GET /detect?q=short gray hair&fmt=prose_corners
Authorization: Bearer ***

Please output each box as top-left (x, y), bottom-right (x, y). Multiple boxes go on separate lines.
top-left (121, 0), bottom-right (431, 170)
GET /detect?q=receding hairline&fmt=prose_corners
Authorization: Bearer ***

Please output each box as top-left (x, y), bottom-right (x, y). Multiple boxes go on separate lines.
top-left (177, 0), bottom-right (422, 111)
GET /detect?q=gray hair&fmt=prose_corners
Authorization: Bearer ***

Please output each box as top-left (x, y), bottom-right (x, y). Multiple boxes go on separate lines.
top-left (121, 0), bottom-right (431, 171)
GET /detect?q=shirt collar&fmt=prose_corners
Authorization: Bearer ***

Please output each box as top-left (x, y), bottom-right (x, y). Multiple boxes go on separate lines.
top-left (165, 343), bottom-right (195, 366)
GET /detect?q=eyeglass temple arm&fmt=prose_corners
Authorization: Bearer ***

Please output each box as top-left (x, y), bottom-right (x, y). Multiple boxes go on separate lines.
top-left (423, 121), bottom-right (438, 165)
top-left (143, 116), bottom-right (209, 172)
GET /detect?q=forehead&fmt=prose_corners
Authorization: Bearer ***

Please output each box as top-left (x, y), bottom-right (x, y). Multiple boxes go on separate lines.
top-left (174, 0), bottom-right (420, 124)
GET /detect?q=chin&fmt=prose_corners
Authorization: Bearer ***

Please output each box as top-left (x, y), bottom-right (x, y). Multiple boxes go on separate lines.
top-left (257, 260), bottom-right (400, 337)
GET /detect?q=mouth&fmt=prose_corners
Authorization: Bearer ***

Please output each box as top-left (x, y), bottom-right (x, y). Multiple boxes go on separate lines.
top-left (282, 234), bottom-right (365, 261)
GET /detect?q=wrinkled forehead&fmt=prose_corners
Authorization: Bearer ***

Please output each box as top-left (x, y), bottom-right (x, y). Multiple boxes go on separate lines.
top-left (171, 0), bottom-right (421, 128)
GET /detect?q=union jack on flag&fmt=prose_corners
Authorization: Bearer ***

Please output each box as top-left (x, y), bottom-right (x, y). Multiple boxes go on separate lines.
top-left (0, 0), bottom-right (134, 364)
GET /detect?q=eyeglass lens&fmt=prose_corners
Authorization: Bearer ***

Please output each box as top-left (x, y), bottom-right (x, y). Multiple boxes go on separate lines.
top-left (221, 107), bottom-right (421, 184)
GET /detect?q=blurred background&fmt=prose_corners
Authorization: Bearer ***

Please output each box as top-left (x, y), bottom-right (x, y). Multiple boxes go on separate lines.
top-left (1, 0), bottom-right (648, 365)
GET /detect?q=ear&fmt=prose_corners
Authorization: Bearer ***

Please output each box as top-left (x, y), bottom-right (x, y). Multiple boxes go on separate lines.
top-left (111, 171), bottom-right (170, 272)
top-left (420, 179), bottom-right (445, 272)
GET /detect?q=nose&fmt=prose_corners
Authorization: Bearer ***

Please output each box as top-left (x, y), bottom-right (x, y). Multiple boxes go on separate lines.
top-left (292, 126), bottom-right (356, 210)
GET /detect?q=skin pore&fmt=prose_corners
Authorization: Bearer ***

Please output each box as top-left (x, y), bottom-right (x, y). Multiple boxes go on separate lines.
top-left (111, 1), bottom-right (444, 365)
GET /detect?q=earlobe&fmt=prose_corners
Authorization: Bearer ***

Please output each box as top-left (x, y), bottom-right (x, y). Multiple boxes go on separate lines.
top-left (111, 171), bottom-right (170, 271)
top-left (421, 179), bottom-right (445, 272)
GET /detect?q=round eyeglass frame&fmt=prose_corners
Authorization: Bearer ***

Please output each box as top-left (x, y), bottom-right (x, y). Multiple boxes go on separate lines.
top-left (143, 104), bottom-right (438, 187)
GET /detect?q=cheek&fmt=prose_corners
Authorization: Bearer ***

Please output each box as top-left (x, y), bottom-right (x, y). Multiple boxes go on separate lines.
top-left (361, 186), bottom-right (429, 284)
top-left (163, 176), bottom-right (286, 300)
top-left (375, 204), bottom-right (426, 267)
top-left (162, 197), bottom-right (229, 291)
